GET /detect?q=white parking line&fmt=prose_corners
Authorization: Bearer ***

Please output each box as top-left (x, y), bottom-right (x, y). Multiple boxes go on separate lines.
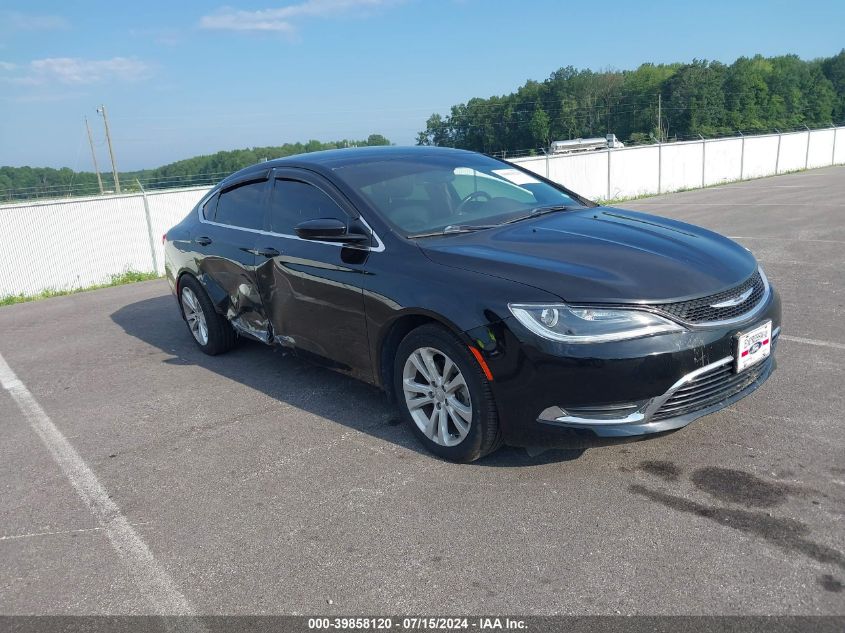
top-left (0, 351), bottom-right (206, 627)
top-left (780, 335), bottom-right (845, 351)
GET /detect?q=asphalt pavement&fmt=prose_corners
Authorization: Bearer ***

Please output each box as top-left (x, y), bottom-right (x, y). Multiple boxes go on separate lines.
top-left (1, 166), bottom-right (843, 616)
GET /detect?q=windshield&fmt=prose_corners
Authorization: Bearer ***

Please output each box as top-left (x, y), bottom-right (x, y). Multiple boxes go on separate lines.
top-left (332, 152), bottom-right (584, 237)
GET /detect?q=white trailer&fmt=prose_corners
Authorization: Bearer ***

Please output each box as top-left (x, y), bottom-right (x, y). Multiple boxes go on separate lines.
top-left (550, 134), bottom-right (624, 154)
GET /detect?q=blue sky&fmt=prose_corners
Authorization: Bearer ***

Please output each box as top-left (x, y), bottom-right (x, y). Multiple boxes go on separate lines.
top-left (1, 0), bottom-right (843, 171)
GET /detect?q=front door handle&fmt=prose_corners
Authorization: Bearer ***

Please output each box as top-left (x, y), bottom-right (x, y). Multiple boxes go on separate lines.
top-left (255, 247), bottom-right (280, 258)
top-left (194, 236), bottom-right (213, 246)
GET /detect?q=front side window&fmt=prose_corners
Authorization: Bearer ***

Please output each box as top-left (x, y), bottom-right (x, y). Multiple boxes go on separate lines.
top-left (333, 153), bottom-right (581, 237)
top-left (269, 179), bottom-right (349, 235)
top-left (214, 180), bottom-right (267, 230)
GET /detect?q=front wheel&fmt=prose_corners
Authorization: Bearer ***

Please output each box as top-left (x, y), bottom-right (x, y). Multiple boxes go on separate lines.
top-left (394, 324), bottom-right (501, 462)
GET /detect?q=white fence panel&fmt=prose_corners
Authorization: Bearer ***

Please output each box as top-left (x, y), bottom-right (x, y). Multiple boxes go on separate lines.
top-left (705, 138), bottom-right (743, 184)
top-left (609, 146), bottom-right (660, 198)
top-left (511, 125), bottom-right (845, 202)
top-left (660, 141), bottom-right (703, 193)
top-left (807, 129), bottom-right (835, 169)
top-left (0, 187), bottom-right (209, 296)
top-left (835, 128), bottom-right (845, 164)
top-left (512, 156), bottom-right (547, 180)
top-left (741, 135), bottom-right (779, 179)
top-left (777, 131), bottom-right (809, 173)
top-left (548, 150), bottom-right (608, 200)
top-left (0, 194), bottom-right (148, 296)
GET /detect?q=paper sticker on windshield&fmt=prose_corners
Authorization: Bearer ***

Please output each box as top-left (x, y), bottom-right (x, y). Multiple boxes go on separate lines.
top-left (492, 168), bottom-right (541, 185)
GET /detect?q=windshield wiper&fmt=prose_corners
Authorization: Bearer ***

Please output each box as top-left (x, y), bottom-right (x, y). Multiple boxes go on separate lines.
top-left (408, 224), bottom-right (499, 239)
top-left (407, 206), bottom-right (577, 239)
top-left (499, 204), bottom-right (576, 226)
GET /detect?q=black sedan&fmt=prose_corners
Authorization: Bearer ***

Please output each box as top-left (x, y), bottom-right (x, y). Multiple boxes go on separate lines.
top-left (163, 146), bottom-right (780, 462)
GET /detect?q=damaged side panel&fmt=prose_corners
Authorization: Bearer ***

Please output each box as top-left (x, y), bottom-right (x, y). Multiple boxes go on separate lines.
top-left (190, 221), bottom-right (273, 343)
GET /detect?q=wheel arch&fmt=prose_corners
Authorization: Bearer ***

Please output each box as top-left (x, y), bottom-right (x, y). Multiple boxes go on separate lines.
top-left (376, 309), bottom-right (470, 400)
top-left (176, 269), bottom-right (229, 315)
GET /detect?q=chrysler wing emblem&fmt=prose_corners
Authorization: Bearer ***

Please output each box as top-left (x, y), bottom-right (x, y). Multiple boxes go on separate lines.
top-left (710, 287), bottom-right (754, 309)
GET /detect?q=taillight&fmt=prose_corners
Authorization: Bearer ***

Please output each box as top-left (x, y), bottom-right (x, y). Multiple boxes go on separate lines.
top-left (162, 233), bottom-right (167, 245)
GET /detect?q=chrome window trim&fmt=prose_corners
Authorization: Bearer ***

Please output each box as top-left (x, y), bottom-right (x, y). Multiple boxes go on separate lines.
top-left (195, 189), bottom-right (386, 253)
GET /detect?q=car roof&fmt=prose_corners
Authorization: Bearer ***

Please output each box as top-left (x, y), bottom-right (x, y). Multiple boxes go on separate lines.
top-left (220, 145), bottom-right (480, 185)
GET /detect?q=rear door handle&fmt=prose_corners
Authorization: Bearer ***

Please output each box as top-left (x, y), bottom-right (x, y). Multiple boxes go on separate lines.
top-left (255, 247), bottom-right (280, 258)
top-left (194, 236), bottom-right (213, 246)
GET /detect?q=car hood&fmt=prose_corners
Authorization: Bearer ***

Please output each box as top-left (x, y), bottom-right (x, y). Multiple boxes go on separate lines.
top-left (419, 207), bottom-right (758, 304)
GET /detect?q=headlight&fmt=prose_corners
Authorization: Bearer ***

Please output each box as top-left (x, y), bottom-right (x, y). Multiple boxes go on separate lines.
top-left (508, 303), bottom-right (684, 343)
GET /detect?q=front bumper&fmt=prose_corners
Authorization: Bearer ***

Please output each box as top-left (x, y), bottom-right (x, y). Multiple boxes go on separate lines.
top-left (466, 289), bottom-right (782, 446)
top-left (536, 334), bottom-right (777, 437)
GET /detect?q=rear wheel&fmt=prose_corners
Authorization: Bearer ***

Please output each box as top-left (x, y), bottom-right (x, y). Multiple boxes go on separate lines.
top-left (179, 275), bottom-right (236, 355)
top-left (394, 324), bottom-right (501, 462)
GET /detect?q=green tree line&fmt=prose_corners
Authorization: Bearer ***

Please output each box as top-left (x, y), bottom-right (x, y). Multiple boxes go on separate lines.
top-left (0, 134), bottom-right (391, 202)
top-left (417, 51), bottom-right (845, 154)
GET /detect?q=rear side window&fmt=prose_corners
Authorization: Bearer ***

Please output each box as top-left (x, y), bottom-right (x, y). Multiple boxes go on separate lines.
top-left (201, 194), bottom-right (218, 220)
top-left (269, 179), bottom-right (349, 235)
top-left (214, 181), bottom-right (267, 230)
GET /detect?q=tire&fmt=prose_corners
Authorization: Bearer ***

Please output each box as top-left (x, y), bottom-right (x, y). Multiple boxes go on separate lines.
top-left (394, 323), bottom-right (501, 462)
top-left (178, 275), bottom-right (236, 355)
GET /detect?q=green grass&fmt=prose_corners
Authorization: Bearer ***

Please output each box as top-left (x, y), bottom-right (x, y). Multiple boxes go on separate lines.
top-left (0, 270), bottom-right (162, 307)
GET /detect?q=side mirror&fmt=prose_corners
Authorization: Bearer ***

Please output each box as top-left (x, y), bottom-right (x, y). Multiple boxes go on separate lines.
top-left (294, 218), bottom-right (370, 244)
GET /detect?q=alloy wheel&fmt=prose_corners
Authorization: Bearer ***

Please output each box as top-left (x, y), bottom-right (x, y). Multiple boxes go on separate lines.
top-left (181, 287), bottom-right (209, 346)
top-left (402, 346), bottom-right (473, 447)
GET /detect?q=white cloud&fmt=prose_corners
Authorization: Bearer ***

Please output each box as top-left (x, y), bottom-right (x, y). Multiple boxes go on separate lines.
top-left (0, 10), bottom-right (69, 30)
top-left (0, 57), bottom-right (152, 86)
top-left (199, 0), bottom-right (397, 33)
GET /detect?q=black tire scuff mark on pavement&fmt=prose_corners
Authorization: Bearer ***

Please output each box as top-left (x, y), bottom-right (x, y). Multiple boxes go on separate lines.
top-left (629, 484), bottom-right (845, 572)
top-left (691, 467), bottom-right (795, 508)
top-left (818, 574), bottom-right (843, 593)
top-left (638, 460), bottom-right (682, 481)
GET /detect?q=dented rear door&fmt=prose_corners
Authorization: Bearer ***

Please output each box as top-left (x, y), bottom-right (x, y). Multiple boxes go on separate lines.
top-left (195, 174), bottom-right (272, 342)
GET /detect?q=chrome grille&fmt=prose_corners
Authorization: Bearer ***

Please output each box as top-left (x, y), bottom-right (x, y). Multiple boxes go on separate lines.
top-left (652, 357), bottom-right (771, 421)
top-left (655, 270), bottom-right (765, 324)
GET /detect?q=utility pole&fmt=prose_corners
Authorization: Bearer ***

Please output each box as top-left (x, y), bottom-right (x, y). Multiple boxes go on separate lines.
top-left (96, 104), bottom-right (121, 193)
top-left (84, 117), bottom-right (105, 194)
top-left (657, 93), bottom-right (662, 143)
